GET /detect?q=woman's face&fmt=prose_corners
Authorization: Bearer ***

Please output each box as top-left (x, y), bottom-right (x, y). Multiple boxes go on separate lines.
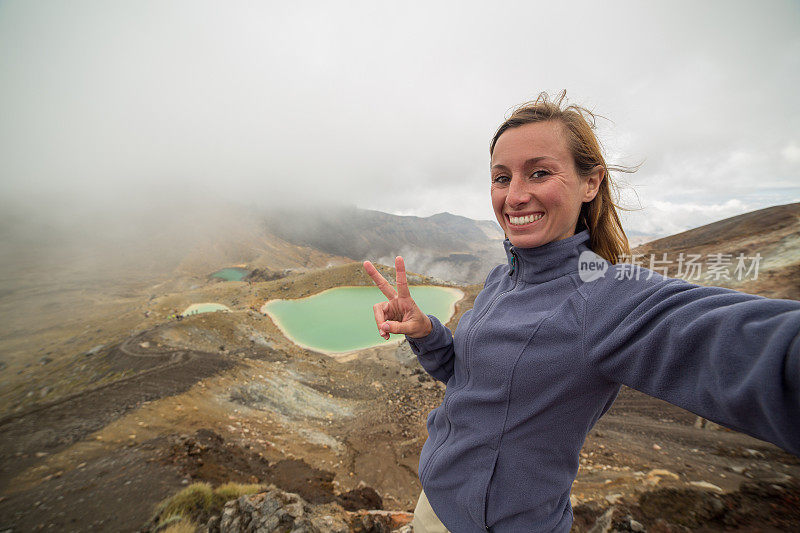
top-left (490, 121), bottom-right (602, 249)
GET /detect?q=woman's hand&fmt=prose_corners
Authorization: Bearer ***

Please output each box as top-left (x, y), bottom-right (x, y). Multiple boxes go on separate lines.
top-left (363, 256), bottom-right (432, 340)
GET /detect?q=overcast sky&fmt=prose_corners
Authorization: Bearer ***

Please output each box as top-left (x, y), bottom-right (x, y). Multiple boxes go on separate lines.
top-left (1, 0), bottom-right (798, 238)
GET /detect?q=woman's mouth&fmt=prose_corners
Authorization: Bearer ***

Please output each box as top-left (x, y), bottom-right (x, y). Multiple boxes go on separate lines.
top-left (507, 213), bottom-right (543, 228)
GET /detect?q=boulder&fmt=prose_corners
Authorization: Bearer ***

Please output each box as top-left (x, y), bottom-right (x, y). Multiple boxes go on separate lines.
top-left (210, 486), bottom-right (409, 533)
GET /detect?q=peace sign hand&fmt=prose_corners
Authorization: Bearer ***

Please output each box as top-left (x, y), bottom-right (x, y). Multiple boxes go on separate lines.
top-left (363, 256), bottom-right (433, 340)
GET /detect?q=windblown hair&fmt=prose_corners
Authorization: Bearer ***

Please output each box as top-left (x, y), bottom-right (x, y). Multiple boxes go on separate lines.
top-left (490, 90), bottom-right (634, 263)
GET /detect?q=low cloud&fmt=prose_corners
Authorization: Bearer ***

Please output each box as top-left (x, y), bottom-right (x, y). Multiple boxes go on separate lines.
top-left (620, 198), bottom-right (753, 237)
top-left (1, 1), bottom-right (798, 243)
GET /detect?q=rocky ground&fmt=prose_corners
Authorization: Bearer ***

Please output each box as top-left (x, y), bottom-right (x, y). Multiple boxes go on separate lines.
top-left (1, 261), bottom-right (798, 532)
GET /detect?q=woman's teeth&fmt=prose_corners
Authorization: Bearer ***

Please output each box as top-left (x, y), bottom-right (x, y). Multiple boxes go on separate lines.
top-left (508, 213), bottom-right (543, 226)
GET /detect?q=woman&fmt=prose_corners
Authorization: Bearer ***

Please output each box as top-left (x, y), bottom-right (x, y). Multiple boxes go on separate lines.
top-left (363, 92), bottom-right (800, 532)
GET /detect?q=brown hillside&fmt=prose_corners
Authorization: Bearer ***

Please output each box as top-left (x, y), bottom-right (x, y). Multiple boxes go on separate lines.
top-left (632, 202), bottom-right (800, 300)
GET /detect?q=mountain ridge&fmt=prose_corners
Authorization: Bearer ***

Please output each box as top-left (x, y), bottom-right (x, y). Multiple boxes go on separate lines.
top-left (632, 202), bottom-right (800, 300)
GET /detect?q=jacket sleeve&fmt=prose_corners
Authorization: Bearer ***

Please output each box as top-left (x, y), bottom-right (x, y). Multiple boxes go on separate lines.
top-left (583, 265), bottom-right (800, 456)
top-left (406, 314), bottom-right (456, 383)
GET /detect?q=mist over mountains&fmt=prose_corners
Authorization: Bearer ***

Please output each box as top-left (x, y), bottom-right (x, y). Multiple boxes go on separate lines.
top-left (4, 197), bottom-right (796, 290)
top-left (263, 207), bottom-right (505, 283)
top-left (0, 200), bottom-right (505, 285)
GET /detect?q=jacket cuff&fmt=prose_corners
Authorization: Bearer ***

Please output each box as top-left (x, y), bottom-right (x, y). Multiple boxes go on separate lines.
top-left (406, 315), bottom-right (450, 354)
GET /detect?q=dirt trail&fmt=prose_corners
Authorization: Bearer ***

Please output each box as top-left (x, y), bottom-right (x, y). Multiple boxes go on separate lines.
top-left (0, 318), bottom-right (441, 531)
top-left (0, 326), bottom-right (234, 489)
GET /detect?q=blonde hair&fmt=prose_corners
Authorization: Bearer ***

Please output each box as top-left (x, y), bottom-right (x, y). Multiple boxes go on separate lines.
top-left (490, 91), bottom-right (633, 263)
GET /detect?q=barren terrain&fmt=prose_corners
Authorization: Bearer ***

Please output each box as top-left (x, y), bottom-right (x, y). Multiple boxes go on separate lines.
top-left (1, 204), bottom-right (799, 531)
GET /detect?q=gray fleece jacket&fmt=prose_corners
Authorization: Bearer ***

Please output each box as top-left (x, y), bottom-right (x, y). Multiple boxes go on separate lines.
top-left (407, 230), bottom-right (800, 532)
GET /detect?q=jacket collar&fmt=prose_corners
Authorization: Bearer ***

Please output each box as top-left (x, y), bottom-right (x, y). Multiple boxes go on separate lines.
top-left (503, 230), bottom-right (591, 283)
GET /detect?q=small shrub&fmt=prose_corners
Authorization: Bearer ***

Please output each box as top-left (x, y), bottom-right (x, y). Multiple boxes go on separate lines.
top-left (154, 482), bottom-right (214, 524)
top-left (212, 482), bottom-right (263, 509)
top-left (151, 481), bottom-right (264, 530)
top-left (160, 517), bottom-right (199, 533)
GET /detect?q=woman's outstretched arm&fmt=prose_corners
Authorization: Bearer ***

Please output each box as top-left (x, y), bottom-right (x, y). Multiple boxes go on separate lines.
top-left (583, 265), bottom-right (800, 456)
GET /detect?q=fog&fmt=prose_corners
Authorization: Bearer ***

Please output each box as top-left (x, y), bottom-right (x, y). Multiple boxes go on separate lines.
top-left (1, 0), bottom-right (799, 258)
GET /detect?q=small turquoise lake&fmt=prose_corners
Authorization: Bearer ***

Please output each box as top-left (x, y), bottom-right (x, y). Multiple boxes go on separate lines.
top-left (261, 286), bottom-right (463, 354)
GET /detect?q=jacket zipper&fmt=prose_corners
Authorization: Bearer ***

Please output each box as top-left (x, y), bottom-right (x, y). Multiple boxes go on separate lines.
top-left (419, 248), bottom-right (522, 525)
top-left (483, 248), bottom-right (521, 531)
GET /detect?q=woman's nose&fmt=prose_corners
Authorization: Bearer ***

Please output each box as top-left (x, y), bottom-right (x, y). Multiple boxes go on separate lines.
top-left (506, 176), bottom-right (531, 207)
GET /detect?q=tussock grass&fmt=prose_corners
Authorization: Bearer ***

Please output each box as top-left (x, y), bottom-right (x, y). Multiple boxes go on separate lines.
top-left (213, 481), bottom-right (263, 507)
top-left (160, 518), bottom-right (199, 533)
top-left (151, 481), bottom-right (263, 530)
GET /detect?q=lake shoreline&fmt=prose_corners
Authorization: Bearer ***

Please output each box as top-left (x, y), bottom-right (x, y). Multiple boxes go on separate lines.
top-left (260, 285), bottom-right (464, 357)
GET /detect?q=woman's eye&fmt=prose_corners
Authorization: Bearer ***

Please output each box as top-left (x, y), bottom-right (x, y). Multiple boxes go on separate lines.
top-left (492, 175), bottom-right (510, 184)
top-left (531, 170), bottom-right (550, 179)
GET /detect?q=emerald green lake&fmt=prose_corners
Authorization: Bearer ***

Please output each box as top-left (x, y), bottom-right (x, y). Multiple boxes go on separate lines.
top-left (261, 286), bottom-right (463, 354)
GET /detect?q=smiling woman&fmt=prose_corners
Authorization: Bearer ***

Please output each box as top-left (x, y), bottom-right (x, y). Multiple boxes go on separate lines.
top-left (365, 92), bottom-right (800, 533)
top-left (490, 122), bottom-right (603, 249)
top-left (489, 90), bottom-right (634, 263)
